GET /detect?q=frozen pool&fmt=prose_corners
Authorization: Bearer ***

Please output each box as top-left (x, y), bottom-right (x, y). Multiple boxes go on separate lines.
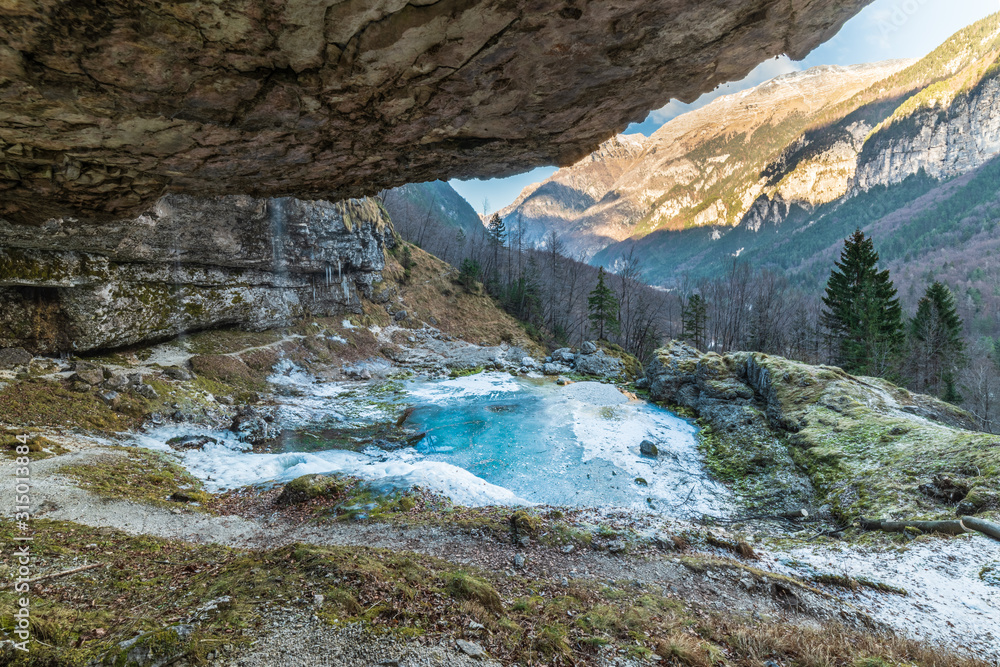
top-left (135, 371), bottom-right (729, 515)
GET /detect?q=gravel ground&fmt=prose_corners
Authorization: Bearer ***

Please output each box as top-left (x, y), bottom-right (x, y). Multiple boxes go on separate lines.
top-left (225, 620), bottom-right (502, 667)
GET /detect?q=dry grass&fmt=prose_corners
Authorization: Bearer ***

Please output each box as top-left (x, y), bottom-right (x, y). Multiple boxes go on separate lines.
top-left (712, 620), bottom-right (985, 667)
top-left (0, 519), bottom-right (990, 667)
top-left (380, 242), bottom-right (543, 352)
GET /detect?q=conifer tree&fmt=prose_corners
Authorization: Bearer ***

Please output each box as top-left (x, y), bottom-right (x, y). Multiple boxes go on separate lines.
top-left (681, 294), bottom-right (708, 350)
top-left (910, 281), bottom-right (966, 400)
top-left (486, 213), bottom-right (506, 247)
top-left (587, 267), bottom-right (620, 341)
top-left (821, 229), bottom-right (904, 376)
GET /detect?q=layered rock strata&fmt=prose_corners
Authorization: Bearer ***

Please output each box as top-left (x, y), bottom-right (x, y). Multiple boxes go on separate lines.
top-left (0, 196), bottom-right (394, 353)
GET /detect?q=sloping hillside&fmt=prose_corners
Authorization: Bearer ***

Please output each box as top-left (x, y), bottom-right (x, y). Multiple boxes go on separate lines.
top-left (383, 181), bottom-right (485, 241)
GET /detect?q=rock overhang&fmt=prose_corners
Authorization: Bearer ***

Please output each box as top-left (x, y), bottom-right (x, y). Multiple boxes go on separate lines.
top-left (0, 0), bottom-right (873, 224)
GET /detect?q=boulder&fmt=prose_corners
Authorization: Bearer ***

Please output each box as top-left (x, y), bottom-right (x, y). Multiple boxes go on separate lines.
top-left (275, 474), bottom-right (345, 506)
top-left (229, 405), bottom-right (279, 444)
top-left (645, 340), bottom-right (996, 522)
top-left (0, 347), bottom-right (32, 370)
top-left (104, 624), bottom-right (194, 667)
top-left (162, 366), bottom-right (194, 381)
top-left (581, 341), bottom-right (598, 355)
top-left (551, 348), bottom-right (576, 364)
top-left (542, 363), bottom-right (569, 376)
top-left (640, 440), bottom-right (659, 458)
top-left (573, 350), bottom-right (624, 379)
top-left (958, 487), bottom-right (1000, 516)
top-left (166, 435), bottom-right (220, 451)
top-left (134, 384), bottom-right (159, 400)
top-left (103, 374), bottom-right (130, 391)
top-left (98, 391), bottom-right (121, 408)
top-left (70, 361), bottom-right (105, 386)
top-left (456, 640), bottom-right (486, 659)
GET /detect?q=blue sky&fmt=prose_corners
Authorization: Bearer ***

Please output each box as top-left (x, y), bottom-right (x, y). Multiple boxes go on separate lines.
top-left (450, 0), bottom-right (1000, 213)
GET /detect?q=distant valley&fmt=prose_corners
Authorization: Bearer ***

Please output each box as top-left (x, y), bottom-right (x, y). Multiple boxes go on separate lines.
top-left (485, 12), bottom-right (1000, 314)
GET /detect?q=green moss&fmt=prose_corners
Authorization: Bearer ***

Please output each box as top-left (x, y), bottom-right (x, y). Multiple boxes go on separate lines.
top-left (449, 366), bottom-right (484, 378)
top-left (277, 474), bottom-right (347, 505)
top-left (184, 327), bottom-right (285, 355)
top-left (980, 562), bottom-right (1000, 587)
top-left (597, 342), bottom-right (643, 380)
top-left (59, 448), bottom-right (214, 511)
top-left (0, 432), bottom-right (68, 460)
top-left (810, 573), bottom-right (907, 596)
top-left (444, 572), bottom-right (503, 612)
top-left (0, 378), bottom-right (147, 432)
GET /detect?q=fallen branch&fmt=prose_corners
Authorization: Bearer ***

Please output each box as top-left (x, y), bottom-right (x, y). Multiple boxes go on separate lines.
top-left (860, 516), bottom-right (1000, 542)
top-left (961, 516), bottom-right (1000, 542)
top-left (807, 526), bottom-right (847, 541)
top-left (859, 518), bottom-right (969, 536)
top-left (19, 562), bottom-right (104, 585)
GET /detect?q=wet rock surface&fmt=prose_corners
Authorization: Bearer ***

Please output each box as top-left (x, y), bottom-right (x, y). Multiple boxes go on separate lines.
top-left (0, 196), bottom-right (394, 353)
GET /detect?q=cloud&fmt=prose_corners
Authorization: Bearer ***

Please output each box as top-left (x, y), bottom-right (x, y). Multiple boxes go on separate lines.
top-left (643, 56), bottom-right (803, 128)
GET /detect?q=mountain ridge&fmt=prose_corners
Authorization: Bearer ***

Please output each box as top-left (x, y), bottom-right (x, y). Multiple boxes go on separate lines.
top-left (502, 12), bottom-right (1000, 279)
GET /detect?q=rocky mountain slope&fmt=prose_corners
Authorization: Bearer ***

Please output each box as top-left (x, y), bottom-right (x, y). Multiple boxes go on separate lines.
top-left (383, 180), bottom-right (485, 239)
top-left (502, 13), bottom-right (1000, 282)
top-left (503, 60), bottom-right (911, 259)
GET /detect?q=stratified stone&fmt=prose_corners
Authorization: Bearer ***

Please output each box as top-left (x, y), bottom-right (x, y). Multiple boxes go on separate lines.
top-left (0, 196), bottom-right (394, 353)
top-left (0, 347), bottom-right (31, 369)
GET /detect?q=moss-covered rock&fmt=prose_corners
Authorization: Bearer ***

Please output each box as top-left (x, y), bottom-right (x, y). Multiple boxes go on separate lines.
top-left (103, 624), bottom-right (193, 667)
top-left (958, 486), bottom-right (1000, 516)
top-left (647, 341), bottom-right (1000, 523)
top-left (276, 474), bottom-right (347, 506)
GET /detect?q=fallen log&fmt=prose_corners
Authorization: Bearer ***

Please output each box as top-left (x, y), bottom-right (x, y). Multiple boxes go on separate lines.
top-left (858, 518), bottom-right (969, 536)
top-left (961, 516), bottom-right (1000, 542)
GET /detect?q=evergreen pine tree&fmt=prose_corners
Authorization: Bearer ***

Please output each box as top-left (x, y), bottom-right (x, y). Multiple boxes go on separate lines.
top-left (486, 213), bottom-right (506, 247)
top-left (910, 281), bottom-right (966, 400)
top-left (681, 294), bottom-right (708, 350)
top-left (587, 267), bottom-right (620, 341)
top-left (821, 229), bottom-right (904, 376)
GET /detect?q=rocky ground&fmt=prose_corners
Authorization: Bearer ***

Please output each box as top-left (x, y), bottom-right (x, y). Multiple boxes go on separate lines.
top-left (1, 324), bottom-right (998, 666)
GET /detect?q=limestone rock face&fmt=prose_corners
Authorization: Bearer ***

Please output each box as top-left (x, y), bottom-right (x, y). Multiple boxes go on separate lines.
top-left (498, 61), bottom-right (908, 259)
top-left (854, 76), bottom-right (1000, 191)
top-left (0, 196), bottom-right (394, 353)
top-left (0, 0), bottom-right (871, 223)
